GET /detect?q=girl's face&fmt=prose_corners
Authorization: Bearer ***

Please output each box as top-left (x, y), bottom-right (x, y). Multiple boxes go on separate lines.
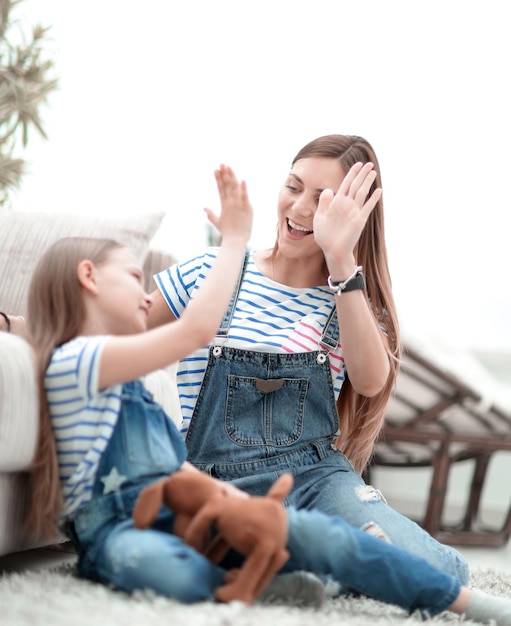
top-left (93, 247), bottom-right (152, 335)
top-left (277, 157), bottom-right (345, 260)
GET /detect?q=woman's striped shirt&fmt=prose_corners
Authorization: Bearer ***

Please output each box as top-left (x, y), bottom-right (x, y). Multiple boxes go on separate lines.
top-left (154, 248), bottom-right (347, 437)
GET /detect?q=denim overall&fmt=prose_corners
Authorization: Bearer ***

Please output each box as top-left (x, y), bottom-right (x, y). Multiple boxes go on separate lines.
top-left (65, 383), bottom-right (461, 614)
top-left (186, 254), bottom-right (469, 585)
top-left (65, 380), bottom-right (225, 603)
top-left (61, 376), bottom-right (465, 613)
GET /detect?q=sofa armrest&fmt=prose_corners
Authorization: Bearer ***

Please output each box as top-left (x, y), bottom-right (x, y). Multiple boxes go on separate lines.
top-left (0, 333), bottom-right (38, 472)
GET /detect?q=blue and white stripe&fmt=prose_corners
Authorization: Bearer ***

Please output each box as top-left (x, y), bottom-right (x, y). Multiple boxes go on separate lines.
top-left (155, 248), bottom-right (347, 437)
top-left (46, 336), bottom-right (122, 519)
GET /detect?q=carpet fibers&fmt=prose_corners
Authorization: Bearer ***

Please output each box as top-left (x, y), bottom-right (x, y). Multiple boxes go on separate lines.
top-left (2, 562), bottom-right (511, 626)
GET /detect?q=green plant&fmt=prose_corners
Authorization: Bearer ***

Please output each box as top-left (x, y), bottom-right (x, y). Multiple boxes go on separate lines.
top-left (0, 0), bottom-right (57, 206)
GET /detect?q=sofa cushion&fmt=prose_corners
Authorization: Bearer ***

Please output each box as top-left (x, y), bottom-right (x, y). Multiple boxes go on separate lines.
top-left (0, 333), bottom-right (38, 473)
top-left (0, 210), bottom-right (164, 316)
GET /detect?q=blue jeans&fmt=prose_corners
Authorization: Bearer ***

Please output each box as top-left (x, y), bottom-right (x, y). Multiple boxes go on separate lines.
top-left (185, 346), bottom-right (469, 585)
top-left (65, 381), bottom-right (225, 603)
top-left (70, 493), bottom-right (460, 614)
top-left (285, 507), bottom-right (460, 615)
top-left (65, 381), bottom-right (461, 614)
top-left (66, 381), bottom-right (460, 614)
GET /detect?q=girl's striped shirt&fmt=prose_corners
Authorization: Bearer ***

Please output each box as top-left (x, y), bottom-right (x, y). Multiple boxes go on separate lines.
top-left (45, 336), bottom-right (122, 519)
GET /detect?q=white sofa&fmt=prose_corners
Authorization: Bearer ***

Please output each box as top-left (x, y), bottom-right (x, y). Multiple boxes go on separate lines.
top-left (0, 209), bottom-right (180, 556)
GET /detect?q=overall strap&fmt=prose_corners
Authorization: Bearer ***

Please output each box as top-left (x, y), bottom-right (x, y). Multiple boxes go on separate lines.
top-left (319, 307), bottom-right (339, 351)
top-left (216, 250), bottom-right (250, 338)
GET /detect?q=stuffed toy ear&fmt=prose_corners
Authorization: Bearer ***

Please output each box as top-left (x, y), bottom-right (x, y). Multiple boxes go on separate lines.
top-left (267, 473), bottom-right (294, 501)
top-left (133, 480), bottom-right (165, 529)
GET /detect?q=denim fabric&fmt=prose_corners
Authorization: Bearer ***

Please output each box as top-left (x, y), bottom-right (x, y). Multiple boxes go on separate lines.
top-left (66, 381), bottom-right (462, 613)
top-left (66, 380), bottom-right (225, 603)
top-left (185, 272), bottom-right (469, 585)
top-left (284, 507), bottom-right (460, 616)
top-left (187, 347), bottom-right (338, 465)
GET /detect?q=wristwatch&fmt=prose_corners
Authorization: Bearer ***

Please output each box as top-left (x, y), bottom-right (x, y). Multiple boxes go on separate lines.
top-left (327, 266), bottom-right (365, 296)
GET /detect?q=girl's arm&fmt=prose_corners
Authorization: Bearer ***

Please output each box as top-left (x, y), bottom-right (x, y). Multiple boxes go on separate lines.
top-left (98, 165), bottom-right (252, 389)
top-left (313, 162), bottom-right (390, 397)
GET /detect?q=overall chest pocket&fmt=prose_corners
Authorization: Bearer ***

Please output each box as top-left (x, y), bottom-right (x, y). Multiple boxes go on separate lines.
top-left (225, 374), bottom-right (308, 447)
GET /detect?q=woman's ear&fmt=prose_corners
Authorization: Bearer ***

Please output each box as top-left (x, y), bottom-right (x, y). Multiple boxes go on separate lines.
top-left (77, 260), bottom-right (99, 294)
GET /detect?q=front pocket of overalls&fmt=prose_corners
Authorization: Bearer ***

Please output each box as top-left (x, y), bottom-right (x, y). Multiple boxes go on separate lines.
top-left (225, 374), bottom-right (308, 446)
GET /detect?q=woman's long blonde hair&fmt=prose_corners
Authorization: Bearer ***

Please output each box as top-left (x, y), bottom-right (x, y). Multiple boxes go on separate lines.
top-left (281, 134), bottom-right (401, 473)
top-left (25, 237), bottom-right (123, 540)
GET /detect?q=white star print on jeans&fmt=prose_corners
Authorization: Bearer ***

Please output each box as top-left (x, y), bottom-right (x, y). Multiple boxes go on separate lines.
top-left (100, 467), bottom-right (127, 494)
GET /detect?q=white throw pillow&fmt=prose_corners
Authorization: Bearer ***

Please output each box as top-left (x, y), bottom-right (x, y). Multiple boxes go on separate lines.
top-left (0, 210), bottom-right (164, 316)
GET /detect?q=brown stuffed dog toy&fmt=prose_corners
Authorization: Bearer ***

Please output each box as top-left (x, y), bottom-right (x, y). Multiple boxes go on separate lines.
top-left (132, 470), bottom-right (293, 604)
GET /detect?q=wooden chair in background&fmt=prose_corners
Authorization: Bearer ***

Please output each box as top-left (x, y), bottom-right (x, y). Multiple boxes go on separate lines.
top-left (367, 342), bottom-right (511, 547)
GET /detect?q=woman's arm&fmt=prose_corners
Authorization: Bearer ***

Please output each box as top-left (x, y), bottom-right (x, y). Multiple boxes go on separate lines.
top-left (329, 288), bottom-right (390, 396)
top-left (99, 165), bottom-right (252, 389)
top-left (313, 162), bottom-right (390, 397)
top-left (146, 288), bottom-right (176, 329)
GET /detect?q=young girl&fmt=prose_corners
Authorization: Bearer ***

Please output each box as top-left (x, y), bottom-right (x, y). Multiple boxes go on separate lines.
top-left (24, 166), bottom-right (511, 623)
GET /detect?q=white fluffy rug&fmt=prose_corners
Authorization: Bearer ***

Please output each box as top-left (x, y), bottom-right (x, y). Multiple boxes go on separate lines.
top-left (2, 561), bottom-right (511, 626)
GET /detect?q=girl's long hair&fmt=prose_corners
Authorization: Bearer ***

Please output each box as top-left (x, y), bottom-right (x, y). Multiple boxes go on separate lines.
top-left (25, 237), bottom-right (123, 540)
top-left (284, 134), bottom-right (401, 473)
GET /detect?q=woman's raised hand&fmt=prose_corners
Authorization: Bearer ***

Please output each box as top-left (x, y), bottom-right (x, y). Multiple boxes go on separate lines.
top-left (313, 162), bottom-right (382, 266)
top-left (204, 164), bottom-right (253, 246)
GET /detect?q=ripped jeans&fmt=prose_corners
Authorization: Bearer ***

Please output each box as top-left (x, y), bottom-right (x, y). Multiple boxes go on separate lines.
top-left (64, 381), bottom-right (462, 614)
top-left (68, 491), bottom-right (461, 615)
top-left (185, 346), bottom-right (469, 585)
top-left (205, 442), bottom-right (469, 586)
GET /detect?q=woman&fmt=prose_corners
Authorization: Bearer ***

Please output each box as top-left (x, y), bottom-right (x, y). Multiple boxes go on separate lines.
top-left (148, 135), bottom-right (468, 582)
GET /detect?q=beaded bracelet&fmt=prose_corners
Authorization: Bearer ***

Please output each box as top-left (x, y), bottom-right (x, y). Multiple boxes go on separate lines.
top-left (0, 311), bottom-right (11, 333)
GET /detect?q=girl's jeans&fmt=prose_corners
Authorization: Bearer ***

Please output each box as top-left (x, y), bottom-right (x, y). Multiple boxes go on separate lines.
top-left (65, 381), bottom-right (460, 614)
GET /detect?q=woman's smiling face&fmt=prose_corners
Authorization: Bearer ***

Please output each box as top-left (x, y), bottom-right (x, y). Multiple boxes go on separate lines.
top-left (276, 156), bottom-right (345, 260)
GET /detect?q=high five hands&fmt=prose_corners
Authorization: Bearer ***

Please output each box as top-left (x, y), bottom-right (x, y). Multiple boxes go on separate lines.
top-left (204, 164), bottom-right (253, 245)
top-left (313, 162), bottom-right (382, 265)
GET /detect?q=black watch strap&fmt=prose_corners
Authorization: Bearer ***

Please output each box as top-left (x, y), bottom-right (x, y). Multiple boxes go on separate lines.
top-left (341, 272), bottom-right (366, 292)
top-left (327, 269), bottom-right (365, 296)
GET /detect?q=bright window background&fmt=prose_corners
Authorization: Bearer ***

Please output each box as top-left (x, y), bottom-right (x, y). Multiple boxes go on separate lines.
top-left (15, 0), bottom-right (511, 351)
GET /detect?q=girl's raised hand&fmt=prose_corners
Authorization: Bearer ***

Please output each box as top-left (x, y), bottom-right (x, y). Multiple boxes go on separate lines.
top-left (204, 164), bottom-right (253, 245)
top-left (313, 162), bottom-right (382, 264)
